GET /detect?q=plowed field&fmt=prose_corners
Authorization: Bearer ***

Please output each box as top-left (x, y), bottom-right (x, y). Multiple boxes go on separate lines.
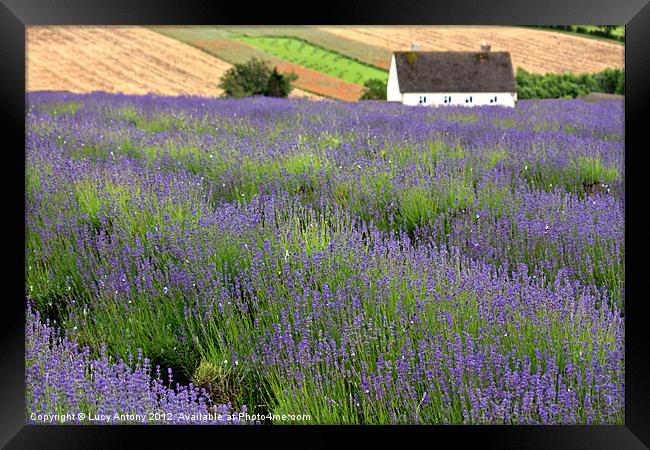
top-left (317, 26), bottom-right (624, 74)
top-left (26, 26), bottom-right (319, 99)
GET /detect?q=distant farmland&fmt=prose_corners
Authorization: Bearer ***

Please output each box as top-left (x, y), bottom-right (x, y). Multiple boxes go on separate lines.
top-left (150, 26), bottom-right (373, 100)
top-left (27, 26), bottom-right (625, 101)
top-left (235, 36), bottom-right (388, 86)
top-left (151, 26), bottom-right (391, 73)
top-left (26, 26), bottom-right (320, 99)
top-left (317, 26), bottom-right (624, 74)
top-left (150, 25), bottom-right (624, 101)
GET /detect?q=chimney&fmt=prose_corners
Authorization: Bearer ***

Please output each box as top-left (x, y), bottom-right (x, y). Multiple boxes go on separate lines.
top-left (480, 40), bottom-right (491, 52)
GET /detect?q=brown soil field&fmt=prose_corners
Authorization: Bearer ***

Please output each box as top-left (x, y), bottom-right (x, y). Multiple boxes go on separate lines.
top-left (161, 36), bottom-right (364, 101)
top-left (274, 62), bottom-right (364, 101)
top-left (317, 26), bottom-right (624, 74)
top-left (26, 26), bottom-right (320, 99)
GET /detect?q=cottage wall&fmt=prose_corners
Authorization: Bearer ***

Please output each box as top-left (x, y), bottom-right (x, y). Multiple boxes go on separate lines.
top-left (401, 92), bottom-right (516, 107)
top-left (387, 55), bottom-right (402, 102)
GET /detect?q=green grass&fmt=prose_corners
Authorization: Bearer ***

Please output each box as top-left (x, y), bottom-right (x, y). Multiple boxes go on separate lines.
top-left (234, 36), bottom-right (388, 86)
top-left (570, 156), bottom-right (619, 186)
top-left (398, 177), bottom-right (475, 231)
top-left (519, 155), bottom-right (620, 197)
top-left (217, 26), bottom-right (392, 68)
top-left (526, 25), bottom-right (625, 44)
top-left (38, 101), bottom-right (83, 116)
top-left (113, 106), bottom-right (189, 134)
top-left (579, 25), bottom-right (625, 39)
top-left (516, 154), bottom-right (620, 196)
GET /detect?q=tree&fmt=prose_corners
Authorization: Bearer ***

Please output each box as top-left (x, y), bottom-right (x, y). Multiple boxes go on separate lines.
top-left (515, 67), bottom-right (622, 99)
top-left (595, 68), bottom-right (624, 94)
top-left (359, 78), bottom-right (387, 100)
top-left (219, 58), bottom-right (298, 98)
top-left (599, 25), bottom-right (617, 37)
top-left (266, 67), bottom-right (298, 98)
top-left (219, 58), bottom-right (270, 98)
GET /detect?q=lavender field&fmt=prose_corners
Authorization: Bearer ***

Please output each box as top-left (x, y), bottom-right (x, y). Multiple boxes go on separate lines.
top-left (25, 92), bottom-right (624, 425)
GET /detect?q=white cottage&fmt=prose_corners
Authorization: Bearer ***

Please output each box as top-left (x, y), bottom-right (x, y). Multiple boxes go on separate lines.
top-left (387, 46), bottom-right (517, 107)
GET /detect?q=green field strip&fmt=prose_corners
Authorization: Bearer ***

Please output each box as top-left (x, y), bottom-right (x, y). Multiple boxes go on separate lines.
top-left (218, 26), bottom-right (393, 69)
top-left (150, 26), bottom-right (392, 73)
top-left (522, 26), bottom-right (625, 44)
top-left (148, 27), bottom-right (339, 100)
top-left (233, 36), bottom-right (388, 86)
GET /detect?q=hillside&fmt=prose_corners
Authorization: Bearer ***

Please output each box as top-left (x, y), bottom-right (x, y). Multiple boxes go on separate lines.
top-left (26, 26), bottom-right (320, 99)
top-left (27, 26), bottom-right (625, 102)
top-left (151, 26), bottom-right (624, 101)
top-left (150, 26), bottom-right (370, 101)
top-left (317, 26), bottom-right (624, 74)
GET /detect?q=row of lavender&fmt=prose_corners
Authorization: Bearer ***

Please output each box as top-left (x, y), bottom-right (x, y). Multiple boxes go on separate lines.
top-left (25, 92), bottom-right (624, 424)
top-left (26, 305), bottom-right (248, 424)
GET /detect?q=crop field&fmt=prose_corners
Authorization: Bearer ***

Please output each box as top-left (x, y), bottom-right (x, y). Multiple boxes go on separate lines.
top-left (149, 25), bottom-right (624, 101)
top-left (317, 26), bottom-right (625, 73)
top-left (26, 93), bottom-right (624, 425)
top-left (27, 26), bottom-right (626, 103)
top-left (150, 26), bottom-right (364, 100)
top-left (234, 36), bottom-right (388, 85)
top-left (150, 26), bottom-right (391, 73)
top-left (204, 26), bottom-right (393, 69)
top-left (26, 26), bottom-right (320, 100)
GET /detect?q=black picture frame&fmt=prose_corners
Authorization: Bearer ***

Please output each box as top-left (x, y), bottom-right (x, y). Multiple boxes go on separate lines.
top-left (2, 0), bottom-right (648, 448)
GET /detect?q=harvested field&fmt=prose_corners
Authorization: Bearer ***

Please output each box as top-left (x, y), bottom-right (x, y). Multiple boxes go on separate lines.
top-left (152, 27), bottom-right (363, 100)
top-left (152, 26), bottom-right (392, 70)
top-left (26, 26), bottom-right (320, 99)
top-left (318, 26), bottom-right (624, 74)
top-left (275, 61), bottom-right (364, 101)
top-left (215, 26), bottom-right (392, 69)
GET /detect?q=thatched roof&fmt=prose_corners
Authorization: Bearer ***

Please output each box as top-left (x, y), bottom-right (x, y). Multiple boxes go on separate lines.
top-left (393, 51), bottom-right (516, 93)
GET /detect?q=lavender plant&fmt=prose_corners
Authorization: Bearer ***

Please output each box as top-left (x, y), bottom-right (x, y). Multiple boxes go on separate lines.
top-left (26, 304), bottom-right (249, 424)
top-left (25, 92), bottom-right (624, 424)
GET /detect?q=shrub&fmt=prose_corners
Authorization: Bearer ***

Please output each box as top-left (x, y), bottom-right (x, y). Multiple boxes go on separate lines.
top-left (594, 68), bottom-right (625, 95)
top-left (265, 67), bottom-right (298, 98)
top-left (530, 25), bottom-right (624, 42)
top-left (516, 67), bottom-right (624, 99)
top-left (219, 59), bottom-right (298, 98)
top-left (359, 78), bottom-right (387, 100)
